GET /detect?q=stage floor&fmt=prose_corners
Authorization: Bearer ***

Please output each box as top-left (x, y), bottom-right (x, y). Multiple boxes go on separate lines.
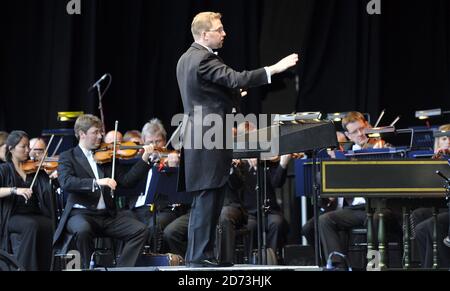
top-left (97, 265), bottom-right (323, 271)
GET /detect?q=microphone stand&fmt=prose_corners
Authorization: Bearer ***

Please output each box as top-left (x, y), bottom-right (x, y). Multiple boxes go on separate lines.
top-left (96, 84), bottom-right (106, 135)
top-left (92, 73), bottom-right (112, 134)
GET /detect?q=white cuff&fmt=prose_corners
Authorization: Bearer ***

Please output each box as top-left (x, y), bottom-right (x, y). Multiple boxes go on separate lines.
top-left (264, 67), bottom-right (272, 84)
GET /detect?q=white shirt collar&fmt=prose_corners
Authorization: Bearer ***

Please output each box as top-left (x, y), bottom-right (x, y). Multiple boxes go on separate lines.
top-left (79, 144), bottom-right (93, 158)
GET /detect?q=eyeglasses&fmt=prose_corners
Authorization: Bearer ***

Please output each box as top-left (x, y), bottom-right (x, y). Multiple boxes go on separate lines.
top-left (207, 27), bottom-right (225, 33)
top-left (347, 128), bottom-right (366, 136)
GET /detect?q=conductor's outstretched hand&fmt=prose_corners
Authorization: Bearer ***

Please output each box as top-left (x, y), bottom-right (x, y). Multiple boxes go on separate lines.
top-left (268, 53), bottom-right (299, 75)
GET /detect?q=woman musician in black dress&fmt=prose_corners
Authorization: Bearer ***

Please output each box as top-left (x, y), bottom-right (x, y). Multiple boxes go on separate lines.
top-left (0, 131), bottom-right (55, 271)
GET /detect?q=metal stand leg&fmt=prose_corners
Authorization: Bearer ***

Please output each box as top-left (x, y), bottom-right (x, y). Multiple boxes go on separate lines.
top-left (432, 207), bottom-right (438, 269)
top-left (256, 159), bottom-right (268, 265)
top-left (311, 151), bottom-right (321, 266)
top-left (378, 212), bottom-right (386, 270)
top-left (402, 206), bottom-right (411, 269)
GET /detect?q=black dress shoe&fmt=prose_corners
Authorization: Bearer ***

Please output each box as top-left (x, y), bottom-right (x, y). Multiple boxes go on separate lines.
top-left (189, 259), bottom-right (234, 268)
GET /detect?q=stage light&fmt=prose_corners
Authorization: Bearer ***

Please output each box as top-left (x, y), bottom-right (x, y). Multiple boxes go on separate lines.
top-left (415, 108), bottom-right (446, 120)
top-left (57, 111), bottom-right (84, 122)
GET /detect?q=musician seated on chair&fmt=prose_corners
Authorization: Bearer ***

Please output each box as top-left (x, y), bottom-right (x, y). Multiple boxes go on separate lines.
top-left (123, 118), bottom-right (187, 253)
top-left (53, 114), bottom-right (155, 269)
top-left (0, 131), bottom-right (55, 271)
top-left (411, 124), bottom-right (450, 268)
top-left (302, 131), bottom-right (348, 246)
top-left (218, 122), bottom-right (290, 264)
top-left (29, 137), bottom-right (59, 180)
top-left (319, 111), bottom-right (402, 267)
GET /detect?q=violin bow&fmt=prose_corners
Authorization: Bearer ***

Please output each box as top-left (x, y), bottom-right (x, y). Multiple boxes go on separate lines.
top-left (29, 135), bottom-right (55, 191)
top-left (374, 109), bottom-right (386, 128)
top-left (110, 120), bottom-right (119, 199)
top-left (50, 137), bottom-right (64, 157)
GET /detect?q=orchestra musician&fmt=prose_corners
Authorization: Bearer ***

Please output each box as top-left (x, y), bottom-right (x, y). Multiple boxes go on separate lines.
top-left (413, 124), bottom-right (450, 268)
top-left (0, 131), bottom-right (55, 270)
top-left (301, 131), bottom-right (348, 247)
top-left (125, 118), bottom-right (183, 251)
top-left (104, 130), bottom-right (123, 144)
top-left (29, 137), bottom-right (58, 180)
top-left (53, 114), bottom-right (154, 269)
top-left (318, 111), bottom-right (402, 267)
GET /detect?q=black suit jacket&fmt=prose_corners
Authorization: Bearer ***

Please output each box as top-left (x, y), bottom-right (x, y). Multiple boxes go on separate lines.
top-left (53, 146), bottom-right (151, 251)
top-left (176, 42), bottom-right (268, 192)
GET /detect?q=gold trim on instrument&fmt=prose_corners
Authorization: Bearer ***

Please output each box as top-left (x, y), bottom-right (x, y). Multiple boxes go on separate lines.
top-left (321, 160), bottom-right (448, 193)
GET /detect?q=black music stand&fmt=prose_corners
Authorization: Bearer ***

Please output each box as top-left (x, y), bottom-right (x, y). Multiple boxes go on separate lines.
top-left (233, 150), bottom-right (271, 265)
top-left (233, 120), bottom-right (338, 265)
top-left (147, 167), bottom-right (191, 253)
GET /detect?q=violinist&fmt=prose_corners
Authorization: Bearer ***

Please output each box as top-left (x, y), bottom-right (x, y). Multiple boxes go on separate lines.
top-left (29, 137), bottom-right (58, 179)
top-left (344, 111), bottom-right (385, 150)
top-left (413, 124), bottom-right (450, 268)
top-left (29, 137), bottom-right (46, 161)
top-left (0, 131), bottom-right (55, 271)
top-left (125, 118), bottom-right (184, 252)
top-left (432, 124), bottom-right (450, 159)
top-left (53, 114), bottom-right (154, 269)
top-left (319, 111), bottom-right (402, 267)
top-left (0, 131), bottom-right (8, 163)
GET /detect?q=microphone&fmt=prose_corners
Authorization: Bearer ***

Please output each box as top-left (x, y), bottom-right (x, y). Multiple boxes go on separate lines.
top-left (88, 74), bottom-right (110, 92)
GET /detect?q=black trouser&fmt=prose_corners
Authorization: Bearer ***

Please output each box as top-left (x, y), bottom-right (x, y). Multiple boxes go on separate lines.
top-left (130, 206), bottom-right (177, 249)
top-left (185, 186), bottom-right (226, 264)
top-left (319, 206), bottom-right (402, 262)
top-left (163, 210), bottom-right (190, 256)
top-left (8, 214), bottom-right (53, 271)
top-left (218, 206), bottom-right (247, 263)
top-left (319, 208), bottom-right (367, 260)
top-left (415, 212), bottom-right (450, 268)
top-left (246, 212), bottom-right (289, 257)
top-left (66, 209), bottom-right (148, 269)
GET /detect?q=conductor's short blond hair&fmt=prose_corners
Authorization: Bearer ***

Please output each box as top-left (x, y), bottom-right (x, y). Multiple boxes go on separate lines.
top-left (191, 12), bottom-right (222, 40)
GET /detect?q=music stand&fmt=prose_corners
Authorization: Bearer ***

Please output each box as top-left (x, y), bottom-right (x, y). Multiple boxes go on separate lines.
top-left (146, 167), bottom-right (191, 252)
top-left (233, 119), bottom-right (338, 265)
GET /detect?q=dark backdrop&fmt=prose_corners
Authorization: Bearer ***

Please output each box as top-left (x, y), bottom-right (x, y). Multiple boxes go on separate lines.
top-left (2, 0), bottom-right (449, 136)
top-left (1, 0), bottom-right (449, 249)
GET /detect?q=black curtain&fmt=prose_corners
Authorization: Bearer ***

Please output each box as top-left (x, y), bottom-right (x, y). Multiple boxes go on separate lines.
top-left (297, 0), bottom-right (450, 127)
top-left (297, 0), bottom-right (382, 121)
top-left (1, 0), bottom-right (450, 134)
top-left (1, 0), bottom-right (265, 137)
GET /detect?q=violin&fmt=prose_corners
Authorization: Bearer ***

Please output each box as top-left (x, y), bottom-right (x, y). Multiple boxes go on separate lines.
top-left (93, 142), bottom-right (179, 165)
top-left (432, 148), bottom-right (450, 160)
top-left (232, 153), bottom-right (304, 168)
top-left (21, 157), bottom-right (59, 175)
top-left (93, 141), bottom-right (143, 164)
